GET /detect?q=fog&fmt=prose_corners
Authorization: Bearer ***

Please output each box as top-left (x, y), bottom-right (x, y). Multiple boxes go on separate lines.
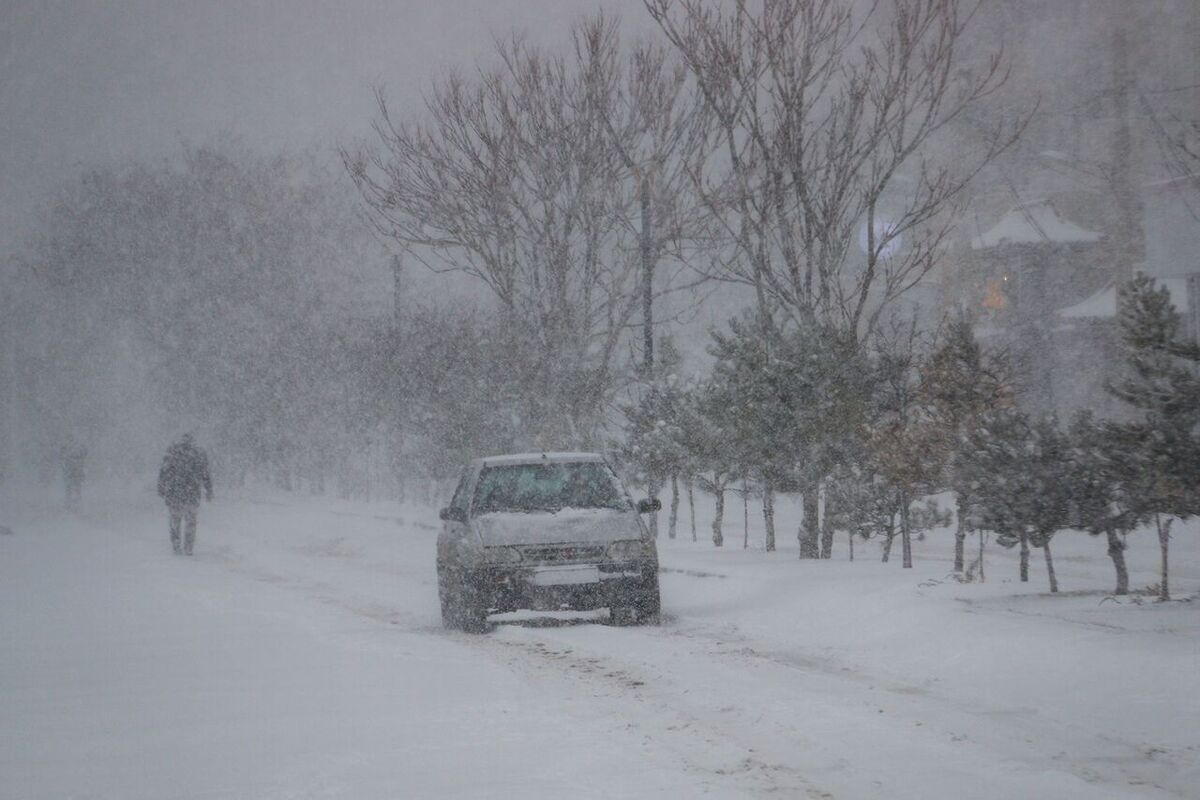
top-left (2, 0), bottom-right (1198, 497)
top-left (3, 2), bottom-right (1200, 797)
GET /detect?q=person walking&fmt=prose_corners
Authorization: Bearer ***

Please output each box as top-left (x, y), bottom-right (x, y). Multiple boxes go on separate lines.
top-left (157, 433), bottom-right (213, 555)
top-left (61, 439), bottom-right (87, 511)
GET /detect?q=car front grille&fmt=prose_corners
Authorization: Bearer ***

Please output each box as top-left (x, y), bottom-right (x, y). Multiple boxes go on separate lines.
top-left (517, 543), bottom-right (606, 564)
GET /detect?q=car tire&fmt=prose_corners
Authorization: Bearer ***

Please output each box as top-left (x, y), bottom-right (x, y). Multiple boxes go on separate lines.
top-left (610, 574), bottom-right (661, 626)
top-left (437, 564), bottom-right (459, 630)
top-left (442, 567), bottom-right (489, 633)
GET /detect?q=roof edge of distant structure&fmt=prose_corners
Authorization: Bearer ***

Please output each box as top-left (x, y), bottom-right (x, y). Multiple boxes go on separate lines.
top-left (972, 199), bottom-right (1103, 250)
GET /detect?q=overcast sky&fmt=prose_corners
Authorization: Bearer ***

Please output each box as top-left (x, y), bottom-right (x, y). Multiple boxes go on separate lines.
top-left (0, 0), bottom-right (656, 255)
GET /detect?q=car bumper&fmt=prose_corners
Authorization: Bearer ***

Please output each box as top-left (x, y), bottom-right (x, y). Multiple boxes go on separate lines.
top-left (474, 560), bottom-right (658, 613)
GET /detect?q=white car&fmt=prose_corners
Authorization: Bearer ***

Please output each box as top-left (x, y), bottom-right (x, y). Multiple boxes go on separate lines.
top-left (436, 452), bottom-right (661, 631)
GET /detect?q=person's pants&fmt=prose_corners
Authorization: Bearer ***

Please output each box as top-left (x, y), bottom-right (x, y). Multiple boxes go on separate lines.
top-left (168, 503), bottom-right (199, 554)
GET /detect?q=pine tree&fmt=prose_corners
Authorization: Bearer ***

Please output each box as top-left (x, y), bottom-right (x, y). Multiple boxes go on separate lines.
top-left (705, 313), bottom-right (868, 557)
top-left (1067, 412), bottom-right (1143, 596)
top-left (921, 318), bottom-right (1011, 575)
top-left (622, 371), bottom-right (692, 539)
top-left (961, 409), bottom-right (1069, 591)
top-left (868, 319), bottom-right (943, 569)
top-left (684, 379), bottom-right (739, 548)
top-left (1106, 275), bottom-right (1200, 599)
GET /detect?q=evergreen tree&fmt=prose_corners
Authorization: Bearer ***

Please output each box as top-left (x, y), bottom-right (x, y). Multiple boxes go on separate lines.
top-left (703, 312), bottom-right (868, 556)
top-left (1067, 412), bottom-right (1144, 596)
top-left (621, 369), bottom-right (693, 540)
top-left (867, 319), bottom-right (943, 569)
top-left (1106, 276), bottom-right (1200, 599)
top-left (961, 409), bottom-right (1070, 591)
top-left (921, 318), bottom-right (1011, 574)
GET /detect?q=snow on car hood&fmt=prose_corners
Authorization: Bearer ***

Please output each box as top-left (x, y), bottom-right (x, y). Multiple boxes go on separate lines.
top-left (472, 507), bottom-right (642, 547)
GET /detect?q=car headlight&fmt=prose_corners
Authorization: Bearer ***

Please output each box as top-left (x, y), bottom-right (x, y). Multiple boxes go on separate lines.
top-left (607, 540), bottom-right (649, 562)
top-left (483, 546), bottom-right (523, 565)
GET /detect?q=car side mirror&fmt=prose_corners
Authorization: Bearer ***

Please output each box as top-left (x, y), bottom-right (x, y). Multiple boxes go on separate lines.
top-left (637, 498), bottom-right (662, 514)
top-left (439, 506), bottom-right (466, 522)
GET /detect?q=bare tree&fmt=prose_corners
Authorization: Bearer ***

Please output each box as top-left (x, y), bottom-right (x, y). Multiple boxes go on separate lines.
top-left (345, 16), bottom-right (706, 446)
top-left (645, 0), bottom-right (1022, 555)
top-left (646, 0), bottom-right (1020, 336)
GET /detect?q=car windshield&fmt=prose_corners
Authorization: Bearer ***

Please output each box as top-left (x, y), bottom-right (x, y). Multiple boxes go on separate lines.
top-left (471, 462), bottom-right (629, 514)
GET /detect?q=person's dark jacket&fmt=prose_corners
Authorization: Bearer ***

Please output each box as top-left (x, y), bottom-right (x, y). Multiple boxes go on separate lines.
top-left (157, 442), bottom-right (212, 506)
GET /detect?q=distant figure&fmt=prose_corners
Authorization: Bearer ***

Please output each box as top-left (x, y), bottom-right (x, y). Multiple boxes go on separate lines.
top-left (157, 433), bottom-right (213, 555)
top-left (61, 440), bottom-right (87, 511)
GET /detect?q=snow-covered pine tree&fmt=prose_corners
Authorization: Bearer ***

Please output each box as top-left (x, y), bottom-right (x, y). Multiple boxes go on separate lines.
top-left (621, 341), bottom-right (691, 539)
top-left (956, 413), bottom-right (1072, 591)
top-left (705, 313), bottom-right (868, 556)
top-left (705, 313), bottom-right (794, 553)
top-left (961, 409), bottom-right (1040, 585)
top-left (867, 319), bottom-right (943, 568)
top-left (1066, 411), bottom-right (1144, 596)
top-left (683, 379), bottom-right (738, 548)
top-left (1020, 417), bottom-right (1072, 593)
top-left (921, 318), bottom-right (1011, 574)
top-left (1106, 275), bottom-right (1200, 599)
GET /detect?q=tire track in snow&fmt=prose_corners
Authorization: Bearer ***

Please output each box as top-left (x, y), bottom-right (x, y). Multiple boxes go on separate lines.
top-left (173, 502), bottom-right (1192, 799)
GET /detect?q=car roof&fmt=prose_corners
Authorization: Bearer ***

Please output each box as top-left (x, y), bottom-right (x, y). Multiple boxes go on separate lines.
top-left (478, 452), bottom-right (606, 467)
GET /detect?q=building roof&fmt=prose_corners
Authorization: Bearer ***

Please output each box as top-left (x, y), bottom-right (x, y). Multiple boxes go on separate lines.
top-left (1057, 275), bottom-right (1193, 319)
top-left (972, 200), bottom-right (1103, 250)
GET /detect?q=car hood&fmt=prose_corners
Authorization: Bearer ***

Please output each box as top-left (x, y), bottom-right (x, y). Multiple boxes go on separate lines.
top-left (472, 507), bottom-right (642, 547)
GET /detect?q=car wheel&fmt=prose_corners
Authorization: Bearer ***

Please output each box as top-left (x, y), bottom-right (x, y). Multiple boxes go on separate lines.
top-left (447, 568), bottom-right (490, 634)
top-left (437, 565), bottom-right (459, 630)
top-left (609, 605), bottom-right (638, 626)
top-left (611, 574), bottom-right (661, 626)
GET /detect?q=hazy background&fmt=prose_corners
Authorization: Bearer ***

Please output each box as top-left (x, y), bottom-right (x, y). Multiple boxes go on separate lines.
top-left (0, 0), bottom-right (655, 264)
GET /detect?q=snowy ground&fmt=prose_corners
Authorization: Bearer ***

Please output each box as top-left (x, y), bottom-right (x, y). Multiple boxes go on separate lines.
top-left (2, 485), bottom-right (1198, 799)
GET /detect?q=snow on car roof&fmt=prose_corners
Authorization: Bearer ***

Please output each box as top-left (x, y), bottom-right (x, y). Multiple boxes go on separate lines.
top-left (479, 452), bottom-right (606, 466)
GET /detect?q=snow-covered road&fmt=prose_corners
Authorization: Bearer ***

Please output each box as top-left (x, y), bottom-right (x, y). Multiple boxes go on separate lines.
top-left (3, 490), bottom-right (1197, 799)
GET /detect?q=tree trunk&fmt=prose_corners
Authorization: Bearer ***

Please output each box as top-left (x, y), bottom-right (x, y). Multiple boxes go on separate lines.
top-left (1156, 514), bottom-right (1172, 601)
top-left (1105, 525), bottom-right (1129, 596)
top-left (881, 516), bottom-right (896, 563)
top-left (821, 512), bottom-right (835, 559)
top-left (647, 480), bottom-right (661, 539)
top-left (686, 477), bottom-right (697, 542)
top-left (712, 486), bottom-right (725, 547)
top-left (819, 483), bottom-right (834, 559)
top-left (848, 530), bottom-right (854, 562)
top-left (762, 483), bottom-right (776, 552)
top-left (978, 531), bottom-right (986, 582)
top-left (1042, 541), bottom-right (1058, 593)
top-left (1019, 531), bottom-right (1030, 582)
top-left (798, 474), bottom-right (820, 559)
top-left (668, 474), bottom-right (680, 540)
top-left (742, 477), bottom-right (750, 549)
top-left (900, 497), bottom-right (913, 569)
top-left (953, 499), bottom-right (966, 574)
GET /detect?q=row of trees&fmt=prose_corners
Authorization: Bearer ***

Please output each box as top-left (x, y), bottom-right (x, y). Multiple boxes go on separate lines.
top-left (344, 0), bottom-right (1025, 538)
top-left (7, 0), bottom-right (1195, 601)
top-left (625, 274), bottom-right (1199, 599)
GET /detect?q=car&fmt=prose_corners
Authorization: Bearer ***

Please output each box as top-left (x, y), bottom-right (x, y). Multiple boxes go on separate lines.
top-left (436, 452), bottom-right (662, 632)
